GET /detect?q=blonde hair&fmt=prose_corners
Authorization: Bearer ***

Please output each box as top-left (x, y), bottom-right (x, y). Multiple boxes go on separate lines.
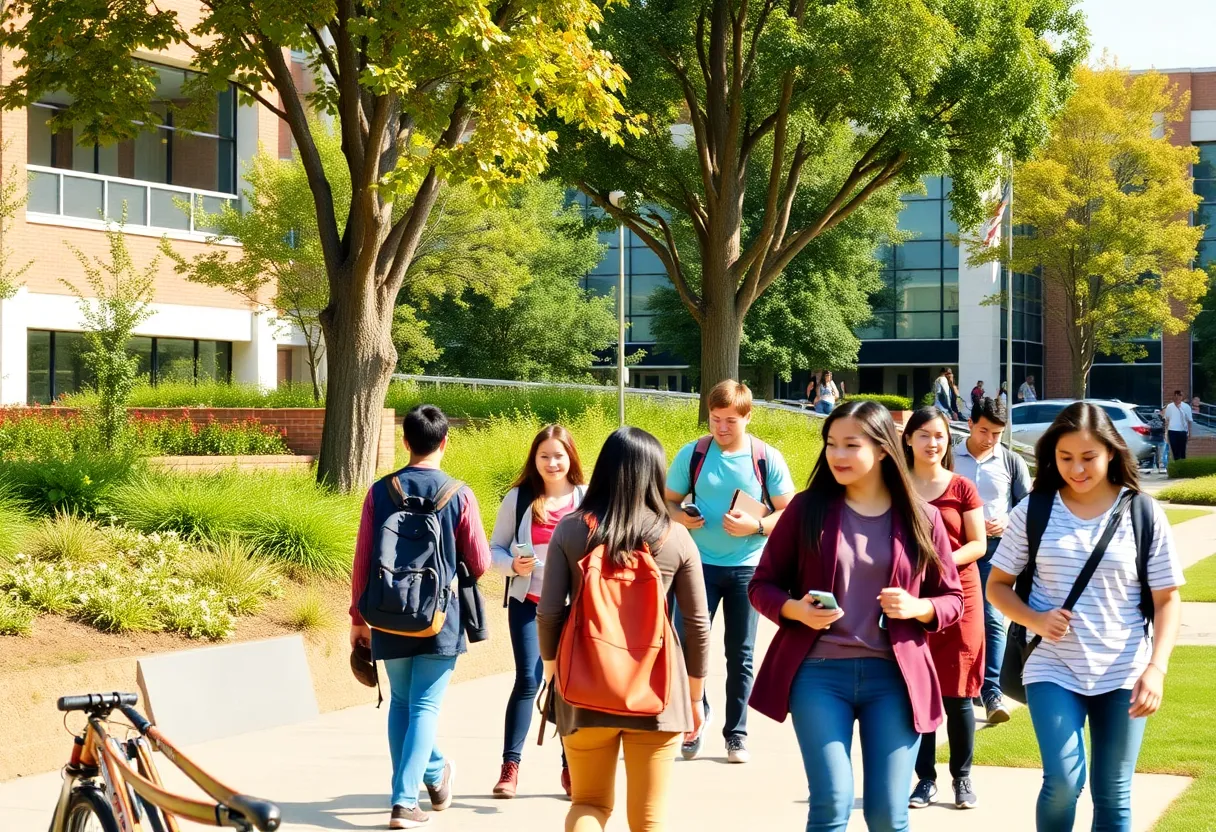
top-left (707, 380), bottom-right (753, 416)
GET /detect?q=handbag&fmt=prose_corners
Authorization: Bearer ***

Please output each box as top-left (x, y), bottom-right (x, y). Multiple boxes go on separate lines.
top-left (458, 561), bottom-right (489, 643)
top-left (1000, 489), bottom-right (1133, 703)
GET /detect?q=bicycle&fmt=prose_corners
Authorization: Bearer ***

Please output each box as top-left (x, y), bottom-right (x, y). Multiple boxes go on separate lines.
top-left (48, 692), bottom-right (281, 832)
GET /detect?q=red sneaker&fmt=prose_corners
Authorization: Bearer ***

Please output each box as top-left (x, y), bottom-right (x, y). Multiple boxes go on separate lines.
top-left (560, 765), bottom-right (572, 799)
top-left (493, 762), bottom-right (519, 799)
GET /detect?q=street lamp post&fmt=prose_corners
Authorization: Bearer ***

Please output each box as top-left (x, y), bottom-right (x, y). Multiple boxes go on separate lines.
top-left (609, 190), bottom-right (627, 427)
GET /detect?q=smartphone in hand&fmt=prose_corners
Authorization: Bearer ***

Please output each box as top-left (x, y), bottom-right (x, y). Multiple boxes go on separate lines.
top-left (682, 503), bottom-right (703, 519)
top-left (805, 590), bottom-right (840, 611)
top-left (511, 542), bottom-right (536, 561)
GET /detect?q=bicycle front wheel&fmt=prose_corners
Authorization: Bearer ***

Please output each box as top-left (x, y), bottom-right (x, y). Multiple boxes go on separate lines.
top-left (65, 788), bottom-right (120, 832)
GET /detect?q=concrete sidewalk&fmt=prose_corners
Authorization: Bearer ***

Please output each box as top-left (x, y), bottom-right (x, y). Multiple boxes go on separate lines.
top-left (0, 619), bottom-right (1192, 832)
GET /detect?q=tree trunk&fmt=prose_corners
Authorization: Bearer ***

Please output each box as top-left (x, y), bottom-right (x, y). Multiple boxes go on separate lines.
top-left (695, 193), bottom-right (745, 421)
top-left (316, 274), bottom-right (397, 492)
top-left (756, 363), bottom-right (776, 401)
top-left (698, 298), bottom-right (744, 422)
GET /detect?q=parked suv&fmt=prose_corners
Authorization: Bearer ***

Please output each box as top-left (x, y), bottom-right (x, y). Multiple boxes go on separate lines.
top-left (1010, 399), bottom-right (1153, 461)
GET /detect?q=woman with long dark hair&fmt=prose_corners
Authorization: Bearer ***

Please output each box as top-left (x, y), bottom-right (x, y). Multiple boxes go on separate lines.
top-left (901, 408), bottom-right (987, 811)
top-left (538, 427), bottom-right (710, 832)
top-left (987, 403), bottom-right (1183, 831)
top-left (489, 425), bottom-right (586, 798)
top-left (749, 400), bottom-right (963, 832)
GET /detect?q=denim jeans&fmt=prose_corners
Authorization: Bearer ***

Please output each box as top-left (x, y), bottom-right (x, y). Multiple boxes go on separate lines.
top-left (383, 654), bottom-right (458, 808)
top-left (789, 657), bottom-right (921, 832)
top-left (815, 400), bottom-right (834, 415)
top-left (1025, 683), bottom-right (1147, 832)
top-left (502, 598), bottom-right (566, 766)
top-left (673, 563), bottom-right (758, 739)
top-left (976, 538), bottom-right (1007, 704)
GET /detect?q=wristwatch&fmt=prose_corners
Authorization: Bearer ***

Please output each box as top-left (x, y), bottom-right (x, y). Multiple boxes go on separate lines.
top-left (756, 517), bottom-right (766, 537)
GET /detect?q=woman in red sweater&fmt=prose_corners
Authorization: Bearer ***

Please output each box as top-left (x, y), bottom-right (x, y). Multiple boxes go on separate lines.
top-left (901, 408), bottom-right (987, 811)
top-left (749, 400), bottom-right (962, 832)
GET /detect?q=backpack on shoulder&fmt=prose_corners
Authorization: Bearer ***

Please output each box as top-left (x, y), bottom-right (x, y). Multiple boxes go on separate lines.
top-left (555, 515), bottom-right (674, 717)
top-left (358, 474), bottom-right (465, 638)
top-left (688, 435), bottom-right (773, 510)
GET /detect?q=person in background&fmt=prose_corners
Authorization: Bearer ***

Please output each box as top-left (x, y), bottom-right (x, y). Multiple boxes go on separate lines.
top-left (934, 368), bottom-right (954, 417)
top-left (538, 427), bottom-right (710, 832)
top-left (813, 370), bottom-right (841, 415)
top-left (1017, 374), bottom-right (1037, 403)
top-left (806, 373), bottom-right (820, 404)
top-left (350, 405), bottom-right (492, 830)
top-left (666, 380), bottom-right (796, 764)
top-left (997, 382), bottom-right (1009, 420)
top-left (953, 397), bottom-right (1030, 726)
top-left (987, 403), bottom-right (1183, 831)
top-left (749, 400), bottom-right (963, 832)
top-left (970, 382), bottom-right (985, 418)
top-left (489, 425), bottom-right (586, 799)
top-left (1146, 410), bottom-right (1167, 474)
top-left (1161, 390), bottom-right (1193, 466)
top-left (902, 408), bottom-right (987, 811)
top-left (839, 379), bottom-right (849, 399)
top-left (951, 380), bottom-right (965, 421)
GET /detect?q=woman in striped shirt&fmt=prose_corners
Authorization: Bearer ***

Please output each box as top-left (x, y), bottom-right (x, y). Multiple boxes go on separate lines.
top-left (987, 402), bottom-right (1183, 832)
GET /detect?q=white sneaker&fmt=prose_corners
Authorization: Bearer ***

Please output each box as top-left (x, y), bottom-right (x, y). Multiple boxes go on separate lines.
top-left (726, 735), bottom-right (749, 764)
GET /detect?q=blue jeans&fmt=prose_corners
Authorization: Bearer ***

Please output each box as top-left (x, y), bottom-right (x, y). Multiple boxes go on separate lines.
top-left (673, 563), bottom-right (758, 739)
top-left (789, 657), bottom-right (921, 832)
top-left (1026, 683), bottom-right (1147, 832)
top-left (502, 599), bottom-right (566, 766)
top-left (976, 538), bottom-right (1007, 704)
top-left (815, 400), bottom-right (834, 415)
top-left (383, 654), bottom-right (457, 808)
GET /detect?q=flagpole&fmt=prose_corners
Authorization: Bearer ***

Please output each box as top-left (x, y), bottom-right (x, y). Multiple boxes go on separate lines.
top-left (1005, 156), bottom-right (1014, 450)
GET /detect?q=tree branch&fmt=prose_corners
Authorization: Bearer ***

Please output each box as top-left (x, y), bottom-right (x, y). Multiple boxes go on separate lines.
top-left (306, 23), bottom-right (340, 86)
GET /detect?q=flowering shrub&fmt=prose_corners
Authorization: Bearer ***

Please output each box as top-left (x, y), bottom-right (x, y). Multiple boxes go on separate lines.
top-left (0, 593), bottom-right (34, 636)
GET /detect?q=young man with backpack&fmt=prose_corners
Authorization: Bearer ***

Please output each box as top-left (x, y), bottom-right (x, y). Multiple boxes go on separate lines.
top-left (666, 380), bottom-right (796, 764)
top-left (349, 405), bottom-right (491, 830)
top-left (951, 397), bottom-right (1031, 725)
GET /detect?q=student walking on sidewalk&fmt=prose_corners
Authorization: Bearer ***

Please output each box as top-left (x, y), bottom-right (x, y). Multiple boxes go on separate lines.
top-left (749, 400), bottom-right (963, 832)
top-left (538, 427), bottom-right (710, 832)
top-left (349, 405), bottom-right (492, 830)
top-left (489, 425), bottom-right (586, 799)
top-left (1161, 390), bottom-right (1193, 464)
top-left (952, 398), bottom-right (1031, 724)
top-left (987, 403), bottom-right (1183, 832)
top-left (665, 380), bottom-right (796, 763)
top-left (902, 408), bottom-right (987, 811)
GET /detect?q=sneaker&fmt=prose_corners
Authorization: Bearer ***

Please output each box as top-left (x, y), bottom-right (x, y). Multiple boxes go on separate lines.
top-left (953, 777), bottom-right (978, 809)
top-left (492, 761), bottom-right (518, 799)
top-left (725, 735), bottom-right (750, 764)
top-left (985, 697), bottom-right (1011, 725)
top-left (560, 765), bottom-right (571, 799)
top-left (681, 703), bottom-right (712, 760)
top-left (425, 760), bottom-right (455, 812)
top-left (908, 779), bottom-right (937, 809)
top-left (389, 805), bottom-right (429, 829)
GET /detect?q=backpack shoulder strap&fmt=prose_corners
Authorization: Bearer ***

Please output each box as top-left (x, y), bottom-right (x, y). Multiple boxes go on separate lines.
top-left (1130, 491), bottom-right (1156, 630)
top-left (513, 484), bottom-right (534, 544)
top-left (750, 437), bottom-right (773, 510)
top-left (688, 436), bottom-right (714, 503)
top-left (383, 473), bottom-right (406, 509)
top-left (1059, 490), bottom-right (1134, 613)
top-left (1019, 489), bottom-right (1054, 602)
top-left (433, 478), bottom-right (466, 513)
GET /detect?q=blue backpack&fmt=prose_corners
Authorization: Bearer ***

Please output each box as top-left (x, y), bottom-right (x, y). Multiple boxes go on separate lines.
top-left (358, 475), bottom-right (465, 638)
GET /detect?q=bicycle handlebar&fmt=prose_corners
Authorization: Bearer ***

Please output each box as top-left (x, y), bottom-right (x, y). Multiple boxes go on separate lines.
top-left (58, 692), bottom-right (138, 712)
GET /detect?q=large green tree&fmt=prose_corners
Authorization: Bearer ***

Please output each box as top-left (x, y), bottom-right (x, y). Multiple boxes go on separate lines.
top-left (549, 0), bottom-right (1085, 416)
top-left (974, 65), bottom-right (1209, 397)
top-left (1, 0), bottom-right (635, 490)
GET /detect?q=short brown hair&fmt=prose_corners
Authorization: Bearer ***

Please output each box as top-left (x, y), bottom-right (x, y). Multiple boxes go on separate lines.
top-left (707, 380), bottom-right (753, 415)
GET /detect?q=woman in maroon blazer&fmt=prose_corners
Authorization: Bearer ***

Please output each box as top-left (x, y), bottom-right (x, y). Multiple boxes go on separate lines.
top-left (749, 400), bottom-right (963, 832)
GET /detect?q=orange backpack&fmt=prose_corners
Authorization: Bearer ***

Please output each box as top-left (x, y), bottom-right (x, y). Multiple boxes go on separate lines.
top-left (555, 516), bottom-right (674, 716)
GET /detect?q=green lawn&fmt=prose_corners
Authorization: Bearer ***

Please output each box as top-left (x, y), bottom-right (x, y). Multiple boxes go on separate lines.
top-left (965, 647), bottom-right (1216, 831)
top-left (1164, 508), bottom-right (1210, 526)
top-left (1182, 557), bottom-right (1216, 602)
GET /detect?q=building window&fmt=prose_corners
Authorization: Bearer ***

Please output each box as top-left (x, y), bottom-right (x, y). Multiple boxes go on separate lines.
top-left (25, 330), bottom-right (233, 403)
top-left (1196, 143), bottom-right (1216, 268)
top-left (860, 176), bottom-right (960, 341)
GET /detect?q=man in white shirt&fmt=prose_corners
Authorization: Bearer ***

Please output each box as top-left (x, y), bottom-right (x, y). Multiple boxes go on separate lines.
top-left (1017, 374), bottom-right (1037, 403)
top-left (1162, 389), bottom-right (1193, 464)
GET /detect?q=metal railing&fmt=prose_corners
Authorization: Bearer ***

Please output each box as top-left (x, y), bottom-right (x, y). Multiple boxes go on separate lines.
top-left (26, 164), bottom-right (238, 236)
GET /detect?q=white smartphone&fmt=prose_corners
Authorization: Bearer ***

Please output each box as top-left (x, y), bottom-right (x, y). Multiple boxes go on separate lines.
top-left (805, 590), bottom-right (840, 610)
top-left (511, 542), bottom-right (535, 560)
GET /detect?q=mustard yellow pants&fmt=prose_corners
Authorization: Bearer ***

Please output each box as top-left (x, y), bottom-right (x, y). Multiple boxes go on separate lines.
top-left (562, 728), bottom-right (682, 832)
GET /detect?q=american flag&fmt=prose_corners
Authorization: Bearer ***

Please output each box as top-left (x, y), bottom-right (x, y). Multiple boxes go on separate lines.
top-left (982, 182), bottom-right (1012, 247)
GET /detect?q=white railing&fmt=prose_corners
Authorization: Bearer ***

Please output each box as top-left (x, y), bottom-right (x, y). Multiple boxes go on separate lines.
top-left (25, 164), bottom-right (238, 236)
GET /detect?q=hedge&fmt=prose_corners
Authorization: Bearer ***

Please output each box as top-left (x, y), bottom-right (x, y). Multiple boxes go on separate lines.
top-left (841, 394), bottom-right (913, 411)
top-left (1167, 458), bottom-right (1216, 479)
top-left (1158, 475), bottom-right (1216, 506)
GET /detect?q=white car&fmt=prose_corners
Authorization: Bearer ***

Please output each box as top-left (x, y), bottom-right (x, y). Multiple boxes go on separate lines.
top-left (1009, 399), bottom-right (1153, 461)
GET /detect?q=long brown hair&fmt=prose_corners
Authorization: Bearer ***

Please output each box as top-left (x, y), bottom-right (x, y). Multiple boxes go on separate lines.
top-left (579, 427), bottom-right (671, 568)
top-left (803, 400), bottom-right (944, 577)
top-left (1033, 402), bottom-right (1141, 493)
top-left (511, 424), bottom-right (585, 523)
top-left (902, 406), bottom-right (955, 472)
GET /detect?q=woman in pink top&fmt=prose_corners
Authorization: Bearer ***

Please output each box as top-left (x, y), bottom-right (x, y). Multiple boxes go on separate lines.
top-left (749, 400), bottom-right (962, 832)
top-left (488, 425), bottom-right (586, 799)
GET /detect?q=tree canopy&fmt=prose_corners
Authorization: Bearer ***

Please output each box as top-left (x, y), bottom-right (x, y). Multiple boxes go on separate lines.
top-left (549, 0), bottom-right (1087, 415)
top-left (973, 65), bottom-right (1209, 397)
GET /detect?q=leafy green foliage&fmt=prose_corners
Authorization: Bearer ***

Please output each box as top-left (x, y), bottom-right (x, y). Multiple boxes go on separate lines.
top-left (61, 381), bottom-right (319, 410)
top-left (0, 594), bottom-right (34, 636)
top-left (111, 474), bottom-right (246, 541)
top-left (0, 139), bottom-right (31, 300)
top-left (842, 394), bottom-right (914, 412)
top-left (0, 493), bottom-right (31, 564)
top-left (61, 222), bottom-right (155, 450)
top-left (1167, 458), bottom-right (1216, 479)
top-left (0, 452), bottom-right (138, 516)
top-left (245, 501), bottom-right (355, 579)
top-left (1159, 475), bottom-right (1216, 507)
top-left (25, 512), bottom-right (112, 562)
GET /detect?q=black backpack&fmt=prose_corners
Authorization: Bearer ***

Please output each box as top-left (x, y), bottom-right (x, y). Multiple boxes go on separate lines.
top-left (359, 474), bottom-right (465, 638)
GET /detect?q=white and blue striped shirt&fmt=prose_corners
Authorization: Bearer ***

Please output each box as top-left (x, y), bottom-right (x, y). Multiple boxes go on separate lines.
top-left (991, 490), bottom-right (1183, 695)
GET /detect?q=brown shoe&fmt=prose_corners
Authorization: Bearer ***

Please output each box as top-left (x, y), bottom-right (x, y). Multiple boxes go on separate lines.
top-left (560, 765), bottom-right (572, 799)
top-left (493, 761), bottom-right (519, 799)
top-left (425, 760), bottom-right (455, 811)
top-left (388, 804), bottom-right (429, 829)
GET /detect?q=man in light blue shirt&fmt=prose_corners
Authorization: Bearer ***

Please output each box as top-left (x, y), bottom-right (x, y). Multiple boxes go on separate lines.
top-left (666, 380), bottom-right (795, 764)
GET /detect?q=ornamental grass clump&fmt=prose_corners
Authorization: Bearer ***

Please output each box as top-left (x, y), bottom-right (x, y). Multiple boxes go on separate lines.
top-left (26, 512), bottom-right (112, 562)
top-left (0, 593), bottom-right (34, 636)
top-left (112, 474), bottom-right (245, 540)
top-left (188, 537), bottom-right (284, 615)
